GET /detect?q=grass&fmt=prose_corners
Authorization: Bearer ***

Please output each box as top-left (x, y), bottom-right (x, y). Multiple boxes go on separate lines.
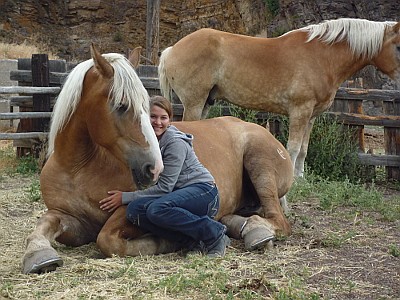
top-left (0, 143), bottom-right (39, 177)
top-left (1, 132), bottom-right (399, 299)
top-left (0, 41), bottom-right (58, 59)
top-left (287, 173), bottom-right (400, 222)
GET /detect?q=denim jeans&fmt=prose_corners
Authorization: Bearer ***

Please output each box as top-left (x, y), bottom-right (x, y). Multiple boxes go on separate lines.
top-left (126, 182), bottom-right (225, 250)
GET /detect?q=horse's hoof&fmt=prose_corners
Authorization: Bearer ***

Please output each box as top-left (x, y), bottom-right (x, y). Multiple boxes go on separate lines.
top-left (244, 227), bottom-right (275, 251)
top-left (220, 215), bottom-right (248, 240)
top-left (22, 248), bottom-right (63, 274)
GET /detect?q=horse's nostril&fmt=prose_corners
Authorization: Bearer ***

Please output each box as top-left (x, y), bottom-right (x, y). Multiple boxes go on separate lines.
top-left (142, 163), bottom-right (153, 179)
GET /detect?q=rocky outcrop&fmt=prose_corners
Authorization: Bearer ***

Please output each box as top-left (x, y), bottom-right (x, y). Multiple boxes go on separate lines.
top-left (0, 0), bottom-right (398, 87)
top-left (0, 0), bottom-right (398, 59)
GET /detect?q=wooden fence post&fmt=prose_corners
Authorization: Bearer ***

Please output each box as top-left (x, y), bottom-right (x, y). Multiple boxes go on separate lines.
top-left (383, 98), bottom-right (400, 180)
top-left (146, 0), bottom-right (160, 65)
top-left (15, 55), bottom-right (51, 157)
top-left (31, 54), bottom-right (50, 133)
top-left (348, 98), bottom-right (365, 152)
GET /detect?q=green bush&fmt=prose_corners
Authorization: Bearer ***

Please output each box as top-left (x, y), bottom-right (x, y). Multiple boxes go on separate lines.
top-left (263, 0), bottom-right (280, 17)
top-left (262, 114), bottom-right (364, 183)
top-left (16, 155), bottom-right (39, 175)
top-left (207, 104), bottom-right (365, 183)
top-left (306, 115), bottom-right (363, 182)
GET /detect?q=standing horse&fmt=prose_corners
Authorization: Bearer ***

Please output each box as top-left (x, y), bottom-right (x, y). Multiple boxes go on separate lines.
top-left (22, 45), bottom-right (293, 274)
top-left (158, 18), bottom-right (400, 177)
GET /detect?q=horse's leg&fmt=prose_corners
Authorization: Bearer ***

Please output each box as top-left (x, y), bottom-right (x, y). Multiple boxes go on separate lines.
top-left (244, 145), bottom-right (291, 249)
top-left (294, 117), bottom-right (316, 177)
top-left (287, 109), bottom-right (313, 177)
top-left (97, 207), bottom-right (179, 257)
top-left (279, 195), bottom-right (290, 214)
top-left (176, 84), bottom-right (214, 121)
top-left (182, 102), bottom-right (205, 121)
top-left (221, 154), bottom-right (292, 251)
top-left (23, 210), bottom-right (90, 274)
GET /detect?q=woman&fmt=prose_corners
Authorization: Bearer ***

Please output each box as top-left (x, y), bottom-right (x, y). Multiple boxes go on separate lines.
top-left (99, 96), bottom-right (230, 257)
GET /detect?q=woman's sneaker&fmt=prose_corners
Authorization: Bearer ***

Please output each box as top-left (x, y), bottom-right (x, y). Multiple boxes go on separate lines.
top-left (207, 235), bottom-right (231, 258)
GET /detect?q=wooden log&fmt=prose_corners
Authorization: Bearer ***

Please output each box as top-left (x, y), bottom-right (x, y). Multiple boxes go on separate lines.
top-left (358, 153), bottom-right (400, 167)
top-left (137, 65), bottom-right (158, 77)
top-left (10, 96), bottom-right (56, 107)
top-left (31, 54), bottom-right (51, 132)
top-left (0, 132), bottom-right (48, 140)
top-left (146, 0), bottom-right (160, 65)
top-left (0, 112), bottom-right (52, 120)
top-left (348, 98), bottom-right (365, 151)
top-left (383, 98), bottom-right (400, 180)
top-left (328, 112), bottom-right (400, 127)
top-left (0, 86), bottom-right (60, 94)
top-left (17, 58), bottom-right (67, 72)
top-left (10, 70), bottom-right (67, 85)
top-left (336, 88), bottom-right (400, 100)
top-left (10, 70), bottom-right (159, 90)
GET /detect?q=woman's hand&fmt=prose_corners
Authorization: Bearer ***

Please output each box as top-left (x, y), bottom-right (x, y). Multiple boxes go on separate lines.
top-left (99, 190), bottom-right (123, 212)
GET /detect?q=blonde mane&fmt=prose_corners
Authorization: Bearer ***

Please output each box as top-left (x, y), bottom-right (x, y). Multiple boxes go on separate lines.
top-left (48, 53), bottom-right (149, 156)
top-left (300, 18), bottom-right (396, 59)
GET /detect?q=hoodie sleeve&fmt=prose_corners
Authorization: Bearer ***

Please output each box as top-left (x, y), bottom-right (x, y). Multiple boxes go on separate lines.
top-left (121, 138), bottom-right (188, 204)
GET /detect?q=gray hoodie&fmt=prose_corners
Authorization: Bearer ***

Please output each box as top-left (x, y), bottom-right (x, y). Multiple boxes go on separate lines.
top-left (121, 125), bottom-right (215, 204)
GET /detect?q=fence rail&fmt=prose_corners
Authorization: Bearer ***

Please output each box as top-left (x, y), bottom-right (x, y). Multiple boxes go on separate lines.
top-left (0, 56), bottom-right (399, 179)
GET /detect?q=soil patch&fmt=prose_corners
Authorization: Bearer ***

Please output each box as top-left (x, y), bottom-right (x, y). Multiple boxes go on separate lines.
top-left (0, 173), bottom-right (399, 299)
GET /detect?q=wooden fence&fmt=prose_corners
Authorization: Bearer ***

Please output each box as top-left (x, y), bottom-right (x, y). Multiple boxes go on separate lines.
top-left (0, 56), bottom-right (399, 179)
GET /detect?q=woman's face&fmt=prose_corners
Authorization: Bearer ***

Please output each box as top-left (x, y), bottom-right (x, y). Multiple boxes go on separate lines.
top-left (150, 105), bottom-right (170, 139)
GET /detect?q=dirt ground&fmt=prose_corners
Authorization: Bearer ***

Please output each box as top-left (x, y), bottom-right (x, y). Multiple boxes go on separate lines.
top-left (0, 131), bottom-right (399, 299)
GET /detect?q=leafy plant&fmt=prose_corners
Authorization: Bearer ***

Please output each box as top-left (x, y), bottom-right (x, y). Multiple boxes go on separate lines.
top-left (27, 179), bottom-right (41, 202)
top-left (15, 155), bottom-right (39, 175)
top-left (389, 244), bottom-right (400, 257)
top-left (307, 115), bottom-right (363, 182)
top-left (263, 0), bottom-right (280, 18)
top-left (228, 103), bottom-right (258, 123)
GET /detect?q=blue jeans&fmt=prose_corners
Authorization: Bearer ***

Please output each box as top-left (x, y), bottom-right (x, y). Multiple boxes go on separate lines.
top-left (126, 182), bottom-right (225, 250)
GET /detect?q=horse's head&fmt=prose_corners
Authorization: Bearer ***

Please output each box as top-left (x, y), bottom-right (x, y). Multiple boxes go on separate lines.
top-left (79, 44), bottom-right (163, 187)
top-left (373, 21), bottom-right (400, 82)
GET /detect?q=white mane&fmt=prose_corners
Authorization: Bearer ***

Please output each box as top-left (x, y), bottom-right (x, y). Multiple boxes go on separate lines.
top-left (48, 53), bottom-right (149, 156)
top-left (300, 18), bottom-right (396, 59)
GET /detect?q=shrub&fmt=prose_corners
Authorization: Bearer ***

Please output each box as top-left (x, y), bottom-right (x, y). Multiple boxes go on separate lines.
top-left (306, 115), bottom-right (363, 182)
top-left (207, 103), bottom-right (364, 183)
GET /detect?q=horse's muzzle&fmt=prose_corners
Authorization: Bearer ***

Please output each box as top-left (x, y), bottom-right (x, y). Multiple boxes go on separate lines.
top-left (131, 163), bottom-right (157, 190)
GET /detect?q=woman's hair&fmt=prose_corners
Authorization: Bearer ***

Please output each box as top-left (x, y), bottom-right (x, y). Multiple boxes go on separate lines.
top-left (150, 95), bottom-right (173, 119)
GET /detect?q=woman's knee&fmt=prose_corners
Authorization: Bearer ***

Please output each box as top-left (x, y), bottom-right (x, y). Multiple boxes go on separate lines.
top-left (126, 202), bottom-right (140, 223)
top-left (146, 201), bottom-right (168, 223)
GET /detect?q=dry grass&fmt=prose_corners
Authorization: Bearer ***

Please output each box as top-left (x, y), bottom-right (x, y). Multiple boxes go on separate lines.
top-left (0, 41), bottom-right (58, 59)
top-left (0, 145), bottom-right (399, 299)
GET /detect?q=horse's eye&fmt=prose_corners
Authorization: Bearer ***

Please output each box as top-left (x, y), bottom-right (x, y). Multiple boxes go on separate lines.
top-left (115, 104), bottom-right (128, 114)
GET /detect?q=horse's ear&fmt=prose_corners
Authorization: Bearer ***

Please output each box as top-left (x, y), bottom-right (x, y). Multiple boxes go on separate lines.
top-left (129, 47), bottom-right (142, 69)
top-left (393, 22), bottom-right (400, 34)
top-left (90, 43), bottom-right (113, 79)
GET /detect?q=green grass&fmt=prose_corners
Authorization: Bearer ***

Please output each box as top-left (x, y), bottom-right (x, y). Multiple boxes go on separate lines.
top-left (26, 179), bottom-right (41, 202)
top-left (389, 244), bottom-right (400, 257)
top-left (288, 173), bottom-right (400, 222)
top-left (0, 145), bottom-right (39, 176)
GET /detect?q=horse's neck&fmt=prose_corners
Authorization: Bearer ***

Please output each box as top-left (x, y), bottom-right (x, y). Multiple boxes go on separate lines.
top-left (320, 42), bottom-right (371, 86)
top-left (53, 116), bottom-right (98, 170)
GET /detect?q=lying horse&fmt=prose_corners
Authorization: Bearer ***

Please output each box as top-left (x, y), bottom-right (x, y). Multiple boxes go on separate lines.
top-left (158, 18), bottom-right (400, 177)
top-left (22, 45), bottom-right (293, 274)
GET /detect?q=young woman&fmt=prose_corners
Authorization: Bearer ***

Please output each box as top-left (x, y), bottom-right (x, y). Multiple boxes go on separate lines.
top-left (99, 96), bottom-right (230, 257)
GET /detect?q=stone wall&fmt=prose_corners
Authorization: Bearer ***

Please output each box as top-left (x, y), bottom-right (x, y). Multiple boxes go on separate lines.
top-left (0, 59), bottom-right (18, 129)
top-left (0, 0), bottom-right (398, 63)
top-left (0, 0), bottom-right (398, 88)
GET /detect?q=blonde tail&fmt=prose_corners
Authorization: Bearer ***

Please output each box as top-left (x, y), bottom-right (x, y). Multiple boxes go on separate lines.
top-left (158, 47), bottom-right (174, 101)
